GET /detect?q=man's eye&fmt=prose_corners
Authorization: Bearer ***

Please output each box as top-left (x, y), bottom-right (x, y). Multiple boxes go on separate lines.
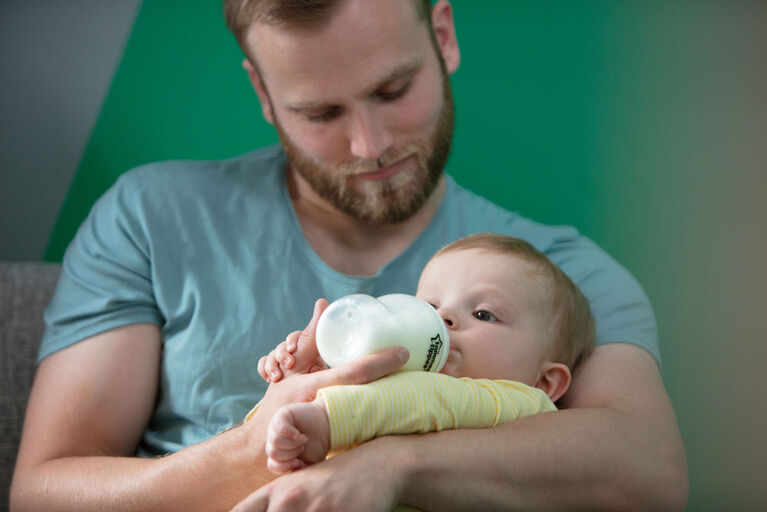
top-left (474, 310), bottom-right (496, 322)
top-left (377, 81), bottom-right (411, 101)
top-left (306, 107), bottom-right (341, 123)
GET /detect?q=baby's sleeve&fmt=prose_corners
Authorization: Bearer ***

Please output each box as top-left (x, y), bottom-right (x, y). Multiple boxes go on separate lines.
top-left (317, 372), bottom-right (556, 451)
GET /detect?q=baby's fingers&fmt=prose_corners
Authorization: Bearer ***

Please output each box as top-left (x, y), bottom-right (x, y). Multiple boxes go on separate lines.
top-left (267, 456), bottom-right (305, 475)
top-left (257, 355), bottom-right (271, 383)
top-left (264, 351), bottom-right (283, 382)
top-left (284, 331), bottom-right (302, 353)
top-left (273, 342), bottom-right (295, 369)
top-left (266, 411), bottom-right (308, 465)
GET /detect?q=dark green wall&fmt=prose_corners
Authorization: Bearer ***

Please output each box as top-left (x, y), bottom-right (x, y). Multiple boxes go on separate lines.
top-left (46, 1), bottom-right (616, 259)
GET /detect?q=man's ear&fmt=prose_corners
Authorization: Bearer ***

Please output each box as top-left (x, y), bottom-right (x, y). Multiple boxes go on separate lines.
top-left (534, 362), bottom-right (572, 403)
top-left (430, 0), bottom-right (460, 74)
top-left (242, 58), bottom-right (275, 124)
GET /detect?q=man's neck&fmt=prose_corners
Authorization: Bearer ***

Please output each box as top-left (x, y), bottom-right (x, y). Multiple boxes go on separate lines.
top-left (286, 168), bottom-right (446, 277)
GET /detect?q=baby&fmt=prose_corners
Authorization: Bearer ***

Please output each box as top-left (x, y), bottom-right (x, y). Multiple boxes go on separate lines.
top-left (256, 233), bottom-right (595, 474)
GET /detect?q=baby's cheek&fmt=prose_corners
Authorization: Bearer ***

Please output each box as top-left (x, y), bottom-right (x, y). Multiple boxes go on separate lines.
top-left (438, 360), bottom-right (460, 378)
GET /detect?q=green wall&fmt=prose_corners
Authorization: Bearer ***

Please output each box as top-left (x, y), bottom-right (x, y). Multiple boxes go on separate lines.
top-left (45, 1), bottom-right (767, 509)
top-left (46, 0), bottom-right (616, 258)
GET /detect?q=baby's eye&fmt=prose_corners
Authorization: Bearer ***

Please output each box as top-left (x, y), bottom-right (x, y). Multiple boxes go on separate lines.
top-left (473, 310), bottom-right (497, 322)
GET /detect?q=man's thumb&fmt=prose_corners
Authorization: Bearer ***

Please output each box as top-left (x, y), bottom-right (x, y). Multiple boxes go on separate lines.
top-left (309, 347), bottom-right (410, 389)
top-left (300, 298), bottom-right (328, 342)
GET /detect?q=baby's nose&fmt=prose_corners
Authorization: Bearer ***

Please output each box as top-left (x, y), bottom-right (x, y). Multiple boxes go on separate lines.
top-left (439, 309), bottom-right (457, 328)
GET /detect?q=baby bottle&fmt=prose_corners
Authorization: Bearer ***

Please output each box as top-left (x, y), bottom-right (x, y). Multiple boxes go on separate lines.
top-left (316, 293), bottom-right (450, 372)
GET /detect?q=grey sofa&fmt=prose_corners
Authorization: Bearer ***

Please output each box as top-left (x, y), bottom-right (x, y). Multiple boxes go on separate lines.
top-left (0, 262), bottom-right (60, 511)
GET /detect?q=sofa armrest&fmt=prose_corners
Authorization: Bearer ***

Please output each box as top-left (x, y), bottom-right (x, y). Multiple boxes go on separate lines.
top-left (0, 262), bottom-right (60, 510)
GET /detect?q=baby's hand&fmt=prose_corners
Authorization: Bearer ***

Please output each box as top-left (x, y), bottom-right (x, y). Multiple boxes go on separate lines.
top-left (258, 299), bottom-right (330, 383)
top-left (257, 333), bottom-right (328, 383)
top-left (265, 397), bottom-right (330, 474)
top-left (257, 331), bottom-right (300, 383)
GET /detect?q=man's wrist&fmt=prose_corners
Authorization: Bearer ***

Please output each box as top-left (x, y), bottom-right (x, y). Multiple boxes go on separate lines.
top-left (361, 434), bottom-right (421, 502)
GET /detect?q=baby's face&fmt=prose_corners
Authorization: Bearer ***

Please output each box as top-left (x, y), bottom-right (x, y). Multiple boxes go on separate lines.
top-left (416, 248), bottom-right (552, 384)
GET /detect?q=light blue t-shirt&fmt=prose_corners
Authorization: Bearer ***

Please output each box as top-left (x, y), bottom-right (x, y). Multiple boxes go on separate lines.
top-left (40, 144), bottom-right (658, 456)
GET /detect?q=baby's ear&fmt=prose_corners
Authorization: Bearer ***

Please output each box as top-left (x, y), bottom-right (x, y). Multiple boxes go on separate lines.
top-left (534, 362), bottom-right (572, 403)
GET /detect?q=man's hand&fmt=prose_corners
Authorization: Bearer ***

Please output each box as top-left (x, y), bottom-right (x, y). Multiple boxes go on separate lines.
top-left (248, 295), bottom-right (409, 423)
top-left (231, 436), bottom-right (406, 512)
top-left (11, 305), bottom-right (408, 512)
top-left (247, 344), bottom-right (410, 438)
top-left (238, 344), bottom-right (688, 512)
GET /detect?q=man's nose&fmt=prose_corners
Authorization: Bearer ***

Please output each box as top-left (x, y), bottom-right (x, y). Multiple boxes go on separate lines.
top-left (348, 107), bottom-right (393, 161)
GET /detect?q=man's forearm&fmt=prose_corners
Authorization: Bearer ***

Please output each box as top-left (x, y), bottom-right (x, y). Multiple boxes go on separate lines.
top-left (12, 341), bottom-right (410, 512)
top-left (11, 423), bottom-right (271, 512)
top-left (394, 406), bottom-right (687, 511)
top-left (389, 344), bottom-right (688, 511)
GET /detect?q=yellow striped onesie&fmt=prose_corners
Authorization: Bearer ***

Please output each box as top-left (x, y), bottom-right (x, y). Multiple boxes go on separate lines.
top-left (316, 371), bottom-right (556, 452)
top-left (316, 371), bottom-right (557, 512)
top-left (245, 372), bottom-right (555, 511)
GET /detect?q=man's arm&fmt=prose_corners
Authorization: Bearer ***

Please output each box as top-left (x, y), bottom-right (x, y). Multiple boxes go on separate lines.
top-left (394, 343), bottom-right (688, 510)
top-left (10, 320), bottom-right (409, 511)
top-left (10, 324), bottom-right (267, 511)
top-left (235, 343), bottom-right (688, 511)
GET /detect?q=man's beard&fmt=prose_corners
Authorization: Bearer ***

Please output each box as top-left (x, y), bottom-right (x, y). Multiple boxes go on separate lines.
top-left (275, 70), bottom-right (454, 225)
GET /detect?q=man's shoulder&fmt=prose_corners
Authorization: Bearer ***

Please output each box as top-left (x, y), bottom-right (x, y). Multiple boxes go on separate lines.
top-left (444, 177), bottom-right (582, 253)
top-left (116, 144), bottom-right (286, 193)
top-left (447, 182), bottom-right (631, 291)
top-left (83, 144), bottom-right (288, 233)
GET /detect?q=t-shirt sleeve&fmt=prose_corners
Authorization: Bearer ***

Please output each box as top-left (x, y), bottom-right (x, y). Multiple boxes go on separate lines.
top-left (39, 171), bottom-right (164, 362)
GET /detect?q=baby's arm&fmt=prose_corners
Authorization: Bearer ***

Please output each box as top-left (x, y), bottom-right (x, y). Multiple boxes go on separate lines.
top-left (265, 372), bottom-right (557, 473)
top-left (321, 372), bottom-right (557, 449)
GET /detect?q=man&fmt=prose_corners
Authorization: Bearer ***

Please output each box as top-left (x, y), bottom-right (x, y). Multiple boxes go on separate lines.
top-left (11, 1), bottom-right (688, 510)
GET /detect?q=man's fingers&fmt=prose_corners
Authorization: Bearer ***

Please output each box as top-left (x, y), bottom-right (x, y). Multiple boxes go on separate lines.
top-left (287, 299), bottom-right (327, 369)
top-left (309, 347), bottom-right (409, 388)
top-left (230, 487), bottom-right (268, 512)
top-left (299, 299), bottom-right (328, 345)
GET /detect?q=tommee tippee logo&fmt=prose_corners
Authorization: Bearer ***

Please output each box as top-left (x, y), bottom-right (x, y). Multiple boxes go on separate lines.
top-left (422, 334), bottom-right (444, 372)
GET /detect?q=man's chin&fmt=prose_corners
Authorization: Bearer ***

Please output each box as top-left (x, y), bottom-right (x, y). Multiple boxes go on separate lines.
top-left (339, 172), bottom-right (440, 224)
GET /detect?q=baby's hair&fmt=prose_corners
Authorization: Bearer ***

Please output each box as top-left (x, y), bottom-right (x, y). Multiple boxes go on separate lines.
top-left (435, 233), bottom-right (595, 371)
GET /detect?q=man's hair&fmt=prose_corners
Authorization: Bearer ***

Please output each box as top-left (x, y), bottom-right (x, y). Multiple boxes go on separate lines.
top-left (223, 0), bottom-right (433, 59)
top-left (436, 233), bottom-right (596, 371)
